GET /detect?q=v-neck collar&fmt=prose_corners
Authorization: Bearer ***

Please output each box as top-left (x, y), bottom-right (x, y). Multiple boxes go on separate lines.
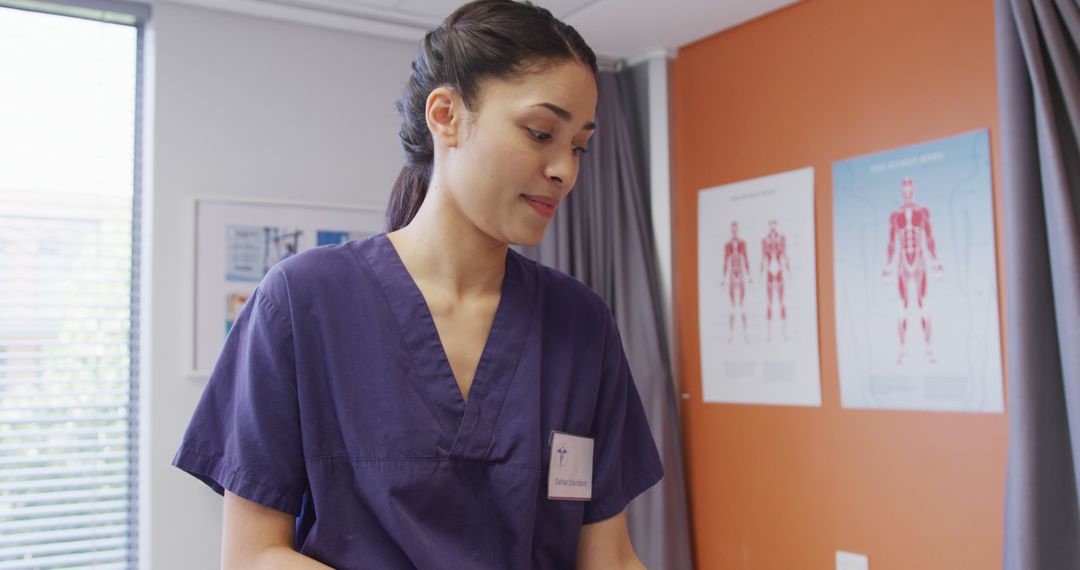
top-left (361, 233), bottom-right (537, 460)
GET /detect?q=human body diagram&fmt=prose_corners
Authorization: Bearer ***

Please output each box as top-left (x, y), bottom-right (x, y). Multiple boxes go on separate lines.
top-left (760, 220), bottom-right (791, 341)
top-left (720, 222), bottom-right (751, 342)
top-left (882, 177), bottom-right (944, 363)
top-left (718, 220), bottom-right (800, 344)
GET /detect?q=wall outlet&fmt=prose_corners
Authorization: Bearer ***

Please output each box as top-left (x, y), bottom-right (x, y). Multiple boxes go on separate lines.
top-left (836, 550), bottom-right (869, 570)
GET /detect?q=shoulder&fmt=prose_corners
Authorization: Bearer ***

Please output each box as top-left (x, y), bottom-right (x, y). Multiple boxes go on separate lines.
top-left (512, 251), bottom-right (608, 311)
top-left (510, 250), bottom-right (614, 327)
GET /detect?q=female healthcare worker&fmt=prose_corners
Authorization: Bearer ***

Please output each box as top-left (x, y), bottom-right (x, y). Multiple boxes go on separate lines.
top-left (172, 0), bottom-right (664, 567)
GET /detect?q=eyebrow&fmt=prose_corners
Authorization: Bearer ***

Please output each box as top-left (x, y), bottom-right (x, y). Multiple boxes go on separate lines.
top-left (531, 102), bottom-right (596, 131)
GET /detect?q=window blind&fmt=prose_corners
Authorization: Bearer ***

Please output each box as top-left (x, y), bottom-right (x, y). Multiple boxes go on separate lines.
top-left (0, 3), bottom-right (141, 568)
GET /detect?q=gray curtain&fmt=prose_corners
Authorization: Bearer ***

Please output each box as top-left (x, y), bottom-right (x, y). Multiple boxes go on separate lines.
top-left (522, 71), bottom-right (693, 569)
top-left (996, 0), bottom-right (1080, 568)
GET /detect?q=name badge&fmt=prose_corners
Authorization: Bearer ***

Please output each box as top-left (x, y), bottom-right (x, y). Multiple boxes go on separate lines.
top-left (548, 431), bottom-right (593, 501)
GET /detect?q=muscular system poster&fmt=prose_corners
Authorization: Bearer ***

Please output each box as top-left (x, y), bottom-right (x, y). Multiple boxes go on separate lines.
top-left (832, 130), bottom-right (1003, 412)
top-left (697, 167), bottom-right (822, 406)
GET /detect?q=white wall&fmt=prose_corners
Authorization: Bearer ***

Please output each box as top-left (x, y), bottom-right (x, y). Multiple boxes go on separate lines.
top-left (141, 4), bottom-right (416, 567)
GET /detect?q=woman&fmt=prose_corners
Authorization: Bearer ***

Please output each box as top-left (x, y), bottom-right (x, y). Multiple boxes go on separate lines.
top-left (173, 1), bottom-right (663, 567)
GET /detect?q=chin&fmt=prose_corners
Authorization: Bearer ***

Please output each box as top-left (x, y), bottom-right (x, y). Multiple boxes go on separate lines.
top-left (506, 224), bottom-right (548, 248)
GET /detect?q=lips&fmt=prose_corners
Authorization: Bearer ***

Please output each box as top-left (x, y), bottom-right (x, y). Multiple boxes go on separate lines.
top-left (522, 194), bottom-right (558, 219)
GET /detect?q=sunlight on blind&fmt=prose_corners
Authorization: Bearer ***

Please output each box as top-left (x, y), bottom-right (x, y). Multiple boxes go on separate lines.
top-left (0, 6), bottom-right (138, 569)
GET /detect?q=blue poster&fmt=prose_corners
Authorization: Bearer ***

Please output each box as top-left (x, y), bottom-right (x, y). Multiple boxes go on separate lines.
top-left (317, 230), bottom-right (372, 247)
top-left (832, 130), bottom-right (1003, 412)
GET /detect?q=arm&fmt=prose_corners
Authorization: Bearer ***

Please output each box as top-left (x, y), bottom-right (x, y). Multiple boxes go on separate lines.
top-left (920, 208), bottom-right (940, 263)
top-left (759, 239), bottom-right (767, 276)
top-left (721, 243), bottom-right (731, 282)
top-left (884, 213), bottom-right (898, 274)
top-left (781, 237), bottom-right (790, 272)
top-left (223, 491), bottom-right (333, 569)
top-left (576, 512), bottom-right (645, 570)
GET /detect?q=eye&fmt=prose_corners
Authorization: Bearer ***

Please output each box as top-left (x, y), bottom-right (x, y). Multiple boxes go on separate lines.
top-left (526, 128), bottom-right (551, 142)
top-left (572, 145), bottom-right (590, 157)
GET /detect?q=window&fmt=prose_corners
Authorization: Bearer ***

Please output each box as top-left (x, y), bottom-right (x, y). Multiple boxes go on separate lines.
top-left (0, 1), bottom-right (146, 567)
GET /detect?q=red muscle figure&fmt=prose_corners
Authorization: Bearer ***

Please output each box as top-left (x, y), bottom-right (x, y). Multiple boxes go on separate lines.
top-left (721, 221), bottom-right (751, 342)
top-left (760, 219), bottom-right (791, 341)
top-left (883, 177), bottom-right (944, 363)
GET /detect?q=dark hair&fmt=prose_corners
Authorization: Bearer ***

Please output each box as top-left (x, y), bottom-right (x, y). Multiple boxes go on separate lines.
top-left (385, 0), bottom-right (599, 232)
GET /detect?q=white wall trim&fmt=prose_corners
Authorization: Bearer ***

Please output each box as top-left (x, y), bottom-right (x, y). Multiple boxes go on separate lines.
top-left (137, 17), bottom-right (156, 570)
top-left (159, 0), bottom-right (427, 41)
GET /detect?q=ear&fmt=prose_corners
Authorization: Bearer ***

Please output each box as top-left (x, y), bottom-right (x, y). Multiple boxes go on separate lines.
top-left (426, 86), bottom-right (462, 148)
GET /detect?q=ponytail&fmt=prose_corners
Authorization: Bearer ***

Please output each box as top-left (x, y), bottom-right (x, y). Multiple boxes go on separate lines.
top-left (386, 163), bottom-right (431, 232)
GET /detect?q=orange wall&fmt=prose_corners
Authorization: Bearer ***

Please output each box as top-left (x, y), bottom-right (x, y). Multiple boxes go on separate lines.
top-left (671, 0), bottom-right (1008, 568)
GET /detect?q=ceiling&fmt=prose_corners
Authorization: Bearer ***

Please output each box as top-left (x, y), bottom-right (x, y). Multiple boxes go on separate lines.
top-left (163, 0), bottom-right (800, 61)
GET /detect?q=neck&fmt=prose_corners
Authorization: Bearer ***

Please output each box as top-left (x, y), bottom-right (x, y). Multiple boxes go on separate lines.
top-left (387, 182), bottom-right (507, 298)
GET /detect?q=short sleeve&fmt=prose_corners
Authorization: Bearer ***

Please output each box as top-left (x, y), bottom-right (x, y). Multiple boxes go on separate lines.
top-left (172, 273), bottom-right (308, 516)
top-left (583, 317), bottom-right (665, 524)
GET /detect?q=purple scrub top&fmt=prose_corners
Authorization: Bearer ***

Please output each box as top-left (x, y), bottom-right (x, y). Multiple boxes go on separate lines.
top-left (173, 233), bottom-right (663, 569)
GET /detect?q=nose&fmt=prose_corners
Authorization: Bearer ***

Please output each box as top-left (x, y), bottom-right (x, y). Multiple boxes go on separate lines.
top-left (544, 151), bottom-right (577, 189)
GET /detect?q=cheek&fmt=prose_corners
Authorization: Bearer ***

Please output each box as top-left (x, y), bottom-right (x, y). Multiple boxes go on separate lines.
top-left (480, 143), bottom-right (541, 191)
top-left (452, 128), bottom-right (546, 216)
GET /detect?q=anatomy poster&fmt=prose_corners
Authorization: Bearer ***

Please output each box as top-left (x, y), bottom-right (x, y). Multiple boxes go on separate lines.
top-left (833, 130), bottom-right (1003, 412)
top-left (698, 167), bottom-right (822, 406)
top-left (193, 199), bottom-right (383, 374)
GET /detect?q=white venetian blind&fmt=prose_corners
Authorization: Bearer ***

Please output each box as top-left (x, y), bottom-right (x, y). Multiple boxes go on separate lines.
top-left (0, 3), bottom-right (142, 568)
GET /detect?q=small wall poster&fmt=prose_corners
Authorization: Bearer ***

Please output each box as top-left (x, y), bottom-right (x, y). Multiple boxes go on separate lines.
top-left (698, 167), bottom-right (822, 407)
top-left (193, 198), bottom-right (382, 374)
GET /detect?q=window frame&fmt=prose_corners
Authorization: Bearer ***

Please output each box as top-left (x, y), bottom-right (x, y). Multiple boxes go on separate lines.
top-left (0, 1), bottom-right (149, 567)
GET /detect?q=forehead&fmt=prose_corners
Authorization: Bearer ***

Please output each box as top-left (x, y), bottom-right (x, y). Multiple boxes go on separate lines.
top-left (473, 61), bottom-right (598, 118)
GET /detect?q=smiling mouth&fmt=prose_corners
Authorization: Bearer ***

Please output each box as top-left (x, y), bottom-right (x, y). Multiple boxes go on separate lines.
top-left (522, 195), bottom-right (557, 219)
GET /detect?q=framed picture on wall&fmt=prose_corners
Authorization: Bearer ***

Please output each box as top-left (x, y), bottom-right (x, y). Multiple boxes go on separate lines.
top-left (697, 167), bottom-right (823, 407)
top-left (192, 197), bottom-right (384, 376)
top-left (832, 130), bottom-right (1003, 412)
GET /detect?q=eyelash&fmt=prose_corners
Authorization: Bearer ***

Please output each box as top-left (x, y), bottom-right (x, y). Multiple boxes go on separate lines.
top-left (527, 128), bottom-right (590, 157)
